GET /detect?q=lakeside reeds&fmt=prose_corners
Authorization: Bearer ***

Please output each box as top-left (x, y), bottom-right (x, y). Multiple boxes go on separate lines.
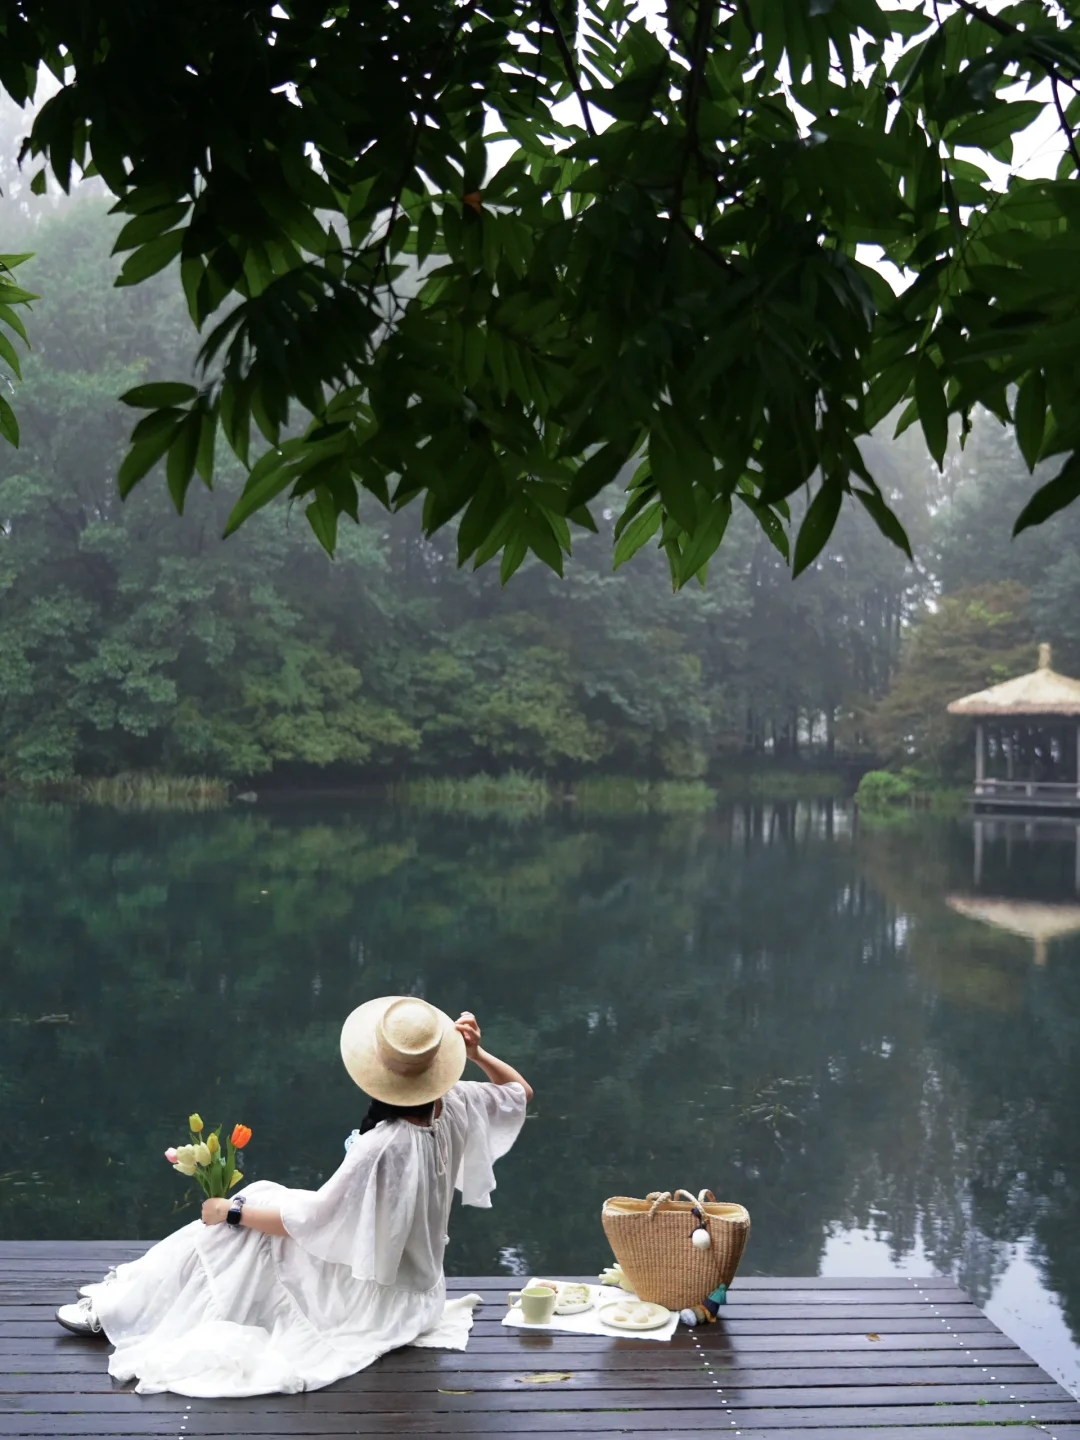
top-left (71, 774), bottom-right (231, 811)
top-left (389, 772), bottom-right (551, 818)
top-left (391, 771), bottom-right (846, 818)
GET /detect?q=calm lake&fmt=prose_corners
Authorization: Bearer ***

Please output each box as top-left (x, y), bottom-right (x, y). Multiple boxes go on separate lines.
top-left (2, 797), bottom-right (1079, 1395)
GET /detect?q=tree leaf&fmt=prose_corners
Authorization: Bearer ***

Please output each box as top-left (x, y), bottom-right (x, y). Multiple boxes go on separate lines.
top-left (792, 481), bottom-right (843, 578)
top-left (121, 383), bottom-right (199, 409)
top-left (0, 302), bottom-right (30, 346)
top-left (118, 423), bottom-right (182, 497)
top-left (949, 101), bottom-right (1044, 150)
top-left (0, 330), bottom-right (22, 380)
top-left (166, 412), bottom-right (202, 514)
top-left (195, 407), bottom-right (217, 486)
top-left (853, 487), bottom-right (913, 559)
top-left (306, 486), bottom-right (339, 555)
top-left (223, 457), bottom-right (298, 536)
top-left (0, 393), bottom-right (19, 447)
top-left (113, 203), bottom-right (191, 256)
top-left (1013, 452), bottom-right (1080, 535)
top-left (864, 355), bottom-right (916, 430)
top-left (115, 230), bottom-right (185, 287)
top-left (914, 356), bottom-right (948, 468)
top-left (500, 530), bottom-right (528, 584)
top-left (613, 500), bottom-right (662, 569)
top-left (1014, 371), bottom-right (1046, 472)
top-left (567, 441), bottom-right (636, 510)
top-left (675, 498), bottom-right (732, 589)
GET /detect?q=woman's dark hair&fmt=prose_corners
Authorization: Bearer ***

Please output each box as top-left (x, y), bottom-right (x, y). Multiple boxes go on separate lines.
top-left (359, 1097), bottom-right (436, 1135)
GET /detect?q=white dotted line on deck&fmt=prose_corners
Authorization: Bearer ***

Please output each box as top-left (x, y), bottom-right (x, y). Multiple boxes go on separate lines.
top-left (689, 1326), bottom-right (740, 1430)
top-left (908, 1276), bottom-right (1059, 1437)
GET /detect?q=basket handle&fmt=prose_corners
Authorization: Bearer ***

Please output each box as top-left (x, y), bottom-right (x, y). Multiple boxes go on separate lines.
top-left (698, 1188), bottom-right (717, 1205)
top-left (645, 1188), bottom-right (702, 1217)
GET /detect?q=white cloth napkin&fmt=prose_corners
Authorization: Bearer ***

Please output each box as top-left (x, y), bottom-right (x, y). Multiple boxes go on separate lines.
top-left (501, 1281), bottom-right (679, 1342)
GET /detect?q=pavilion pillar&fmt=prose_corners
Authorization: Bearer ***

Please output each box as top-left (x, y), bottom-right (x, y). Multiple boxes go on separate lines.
top-left (975, 722), bottom-right (985, 791)
top-left (974, 820), bottom-right (984, 887)
top-left (1076, 720), bottom-right (1080, 798)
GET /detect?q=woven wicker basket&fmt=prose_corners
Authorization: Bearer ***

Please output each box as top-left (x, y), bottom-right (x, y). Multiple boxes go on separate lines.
top-left (602, 1188), bottom-right (751, 1311)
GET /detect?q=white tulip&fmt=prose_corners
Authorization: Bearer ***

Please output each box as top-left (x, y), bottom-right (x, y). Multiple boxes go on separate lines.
top-left (174, 1145), bottom-right (197, 1165)
top-left (193, 1143), bottom-right (212, 1166)
top-left (173, 1160), bottom-right (198, 1176)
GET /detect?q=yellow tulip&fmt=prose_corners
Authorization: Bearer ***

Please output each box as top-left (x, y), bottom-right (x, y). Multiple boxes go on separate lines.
top-left (229, 1170), bottom-right (243, 1190)
top-left (193, 1142), bottom-right (212, 1165)
top-left (206, 1133), bottom-right (220, 1156)
top-left (189, 1113), bottom-right (204, 1133)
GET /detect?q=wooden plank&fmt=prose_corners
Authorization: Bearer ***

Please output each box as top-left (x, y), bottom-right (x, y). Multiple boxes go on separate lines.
top-left (0, 1259), bottom-right (961, 1289)
top-left (2, 1312), bottom-right (993, 1334)
top-left (0, 1323), bottom-right (1024, 1351)
top-left (0, 1361), bottom-right (1058, 1395)
top-left (0, 1300), bottom-right (981, 1324)
top-left (1, 1289), bottom-right (971, 1314)
top-left (3, 1406), bottom-right (1080, 1434)
top-left (0, 1308), bottom-right (991, 1340)
top-left (3, 1431), bottom-right (1072, 1440)
top-left (0, 1344), bottom-right (1038, 1378)
top-left (5, 1381), bottom-right (1072, 1412)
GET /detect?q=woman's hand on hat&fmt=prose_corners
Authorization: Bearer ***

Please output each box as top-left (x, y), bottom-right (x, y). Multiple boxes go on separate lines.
top-left (455, 1011), bottom-right (482, 1060)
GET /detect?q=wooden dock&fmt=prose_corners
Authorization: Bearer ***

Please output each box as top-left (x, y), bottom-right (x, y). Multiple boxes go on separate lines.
top-left (3, 1242), bottom-right (1080, 1437)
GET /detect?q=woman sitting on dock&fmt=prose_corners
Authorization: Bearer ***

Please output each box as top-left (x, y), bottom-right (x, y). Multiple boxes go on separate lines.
top-left (56, 999), bottom-right (532, 1398)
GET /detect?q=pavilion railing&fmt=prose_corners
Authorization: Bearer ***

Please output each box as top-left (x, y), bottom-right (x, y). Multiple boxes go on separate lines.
top-left (974, 779), bottom-right (1080, 804)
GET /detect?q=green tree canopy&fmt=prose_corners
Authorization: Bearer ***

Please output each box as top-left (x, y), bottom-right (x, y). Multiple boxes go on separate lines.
top-left (3, 0), bottom-right (1080, 585)
top-left (1, 201), bottom-right (929, 786)
top-left (869, 580), bottom-right (1034, 776)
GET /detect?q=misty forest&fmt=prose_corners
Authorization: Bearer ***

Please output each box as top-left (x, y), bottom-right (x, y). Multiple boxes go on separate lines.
top-left (2, 165), bottom-right (1076, 791)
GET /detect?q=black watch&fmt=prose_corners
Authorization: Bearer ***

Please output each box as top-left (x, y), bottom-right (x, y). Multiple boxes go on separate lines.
top-left (226, 1196), bottom-right (247, 1228)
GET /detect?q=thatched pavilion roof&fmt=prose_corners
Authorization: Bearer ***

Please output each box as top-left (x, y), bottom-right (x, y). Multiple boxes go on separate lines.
top-left (946, 644), bottom-right (1080, 717)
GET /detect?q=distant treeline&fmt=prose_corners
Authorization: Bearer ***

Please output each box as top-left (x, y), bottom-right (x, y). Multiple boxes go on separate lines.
top-left (0, 199), bottom-right (1072, 788)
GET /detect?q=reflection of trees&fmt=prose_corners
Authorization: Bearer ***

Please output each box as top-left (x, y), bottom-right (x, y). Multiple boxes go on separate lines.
top-left (1, 802), bottom-right (1077, 1350)
top-left (859, 821), bottom-right (1080, 1333)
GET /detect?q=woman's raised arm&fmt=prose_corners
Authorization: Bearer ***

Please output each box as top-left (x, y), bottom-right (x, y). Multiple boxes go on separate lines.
top-left (455, 1013), bottom-right (534, 1101)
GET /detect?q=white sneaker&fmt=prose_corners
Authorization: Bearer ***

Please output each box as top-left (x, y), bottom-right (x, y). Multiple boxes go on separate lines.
top-left (77, 1267), bottom-right (118, 1299)
top-left (56, 1297), bottom-right (102, 1336)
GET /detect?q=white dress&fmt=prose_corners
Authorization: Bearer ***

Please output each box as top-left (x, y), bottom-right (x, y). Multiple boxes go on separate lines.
top-left (89, 1080), bottom-right (527, 1397)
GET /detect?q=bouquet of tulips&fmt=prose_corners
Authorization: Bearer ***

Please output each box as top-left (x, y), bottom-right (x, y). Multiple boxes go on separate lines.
top-left (166, 1113), bottom-right (252, 1199)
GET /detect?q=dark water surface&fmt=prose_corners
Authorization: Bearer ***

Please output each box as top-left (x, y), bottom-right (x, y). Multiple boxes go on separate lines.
top-left (2, 799), bottom-right (1079, 1394)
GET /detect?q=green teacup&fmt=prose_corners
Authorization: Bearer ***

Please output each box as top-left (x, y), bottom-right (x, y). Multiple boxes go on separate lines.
top-left (508, 1285), bottom-right (558, 1325)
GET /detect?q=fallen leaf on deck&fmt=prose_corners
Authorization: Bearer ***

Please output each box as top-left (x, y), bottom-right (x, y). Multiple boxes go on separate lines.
top-left (516, 1372), bottom-right (575, 1385)
top-left (866, 1333), bottom-right (881, 1341)
top-left (437, 1388), bottom-right (474, 1395)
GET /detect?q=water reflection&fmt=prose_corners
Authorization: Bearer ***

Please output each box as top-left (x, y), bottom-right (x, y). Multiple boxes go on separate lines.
top-left (0, 799), bottom-right (1077, 1395)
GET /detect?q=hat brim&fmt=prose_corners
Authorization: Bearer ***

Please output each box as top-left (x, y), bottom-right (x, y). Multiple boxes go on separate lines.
top-left (340, 996), bottom-right (467, 1105)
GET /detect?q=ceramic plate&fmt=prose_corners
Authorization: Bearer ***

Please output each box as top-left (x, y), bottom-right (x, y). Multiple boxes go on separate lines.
top-left (554, 1286), bottom-right (594, 1316)
top-left (598, 1300), bottom-right (671, 1332)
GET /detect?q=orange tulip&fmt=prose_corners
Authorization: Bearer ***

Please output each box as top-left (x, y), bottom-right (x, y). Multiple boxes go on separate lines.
top-left (231, 1124), bottom-right (252, 1149)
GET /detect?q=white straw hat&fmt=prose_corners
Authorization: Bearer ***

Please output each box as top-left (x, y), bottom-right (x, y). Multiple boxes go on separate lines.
top-left (340, 996), bottom-right (466, 1105)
